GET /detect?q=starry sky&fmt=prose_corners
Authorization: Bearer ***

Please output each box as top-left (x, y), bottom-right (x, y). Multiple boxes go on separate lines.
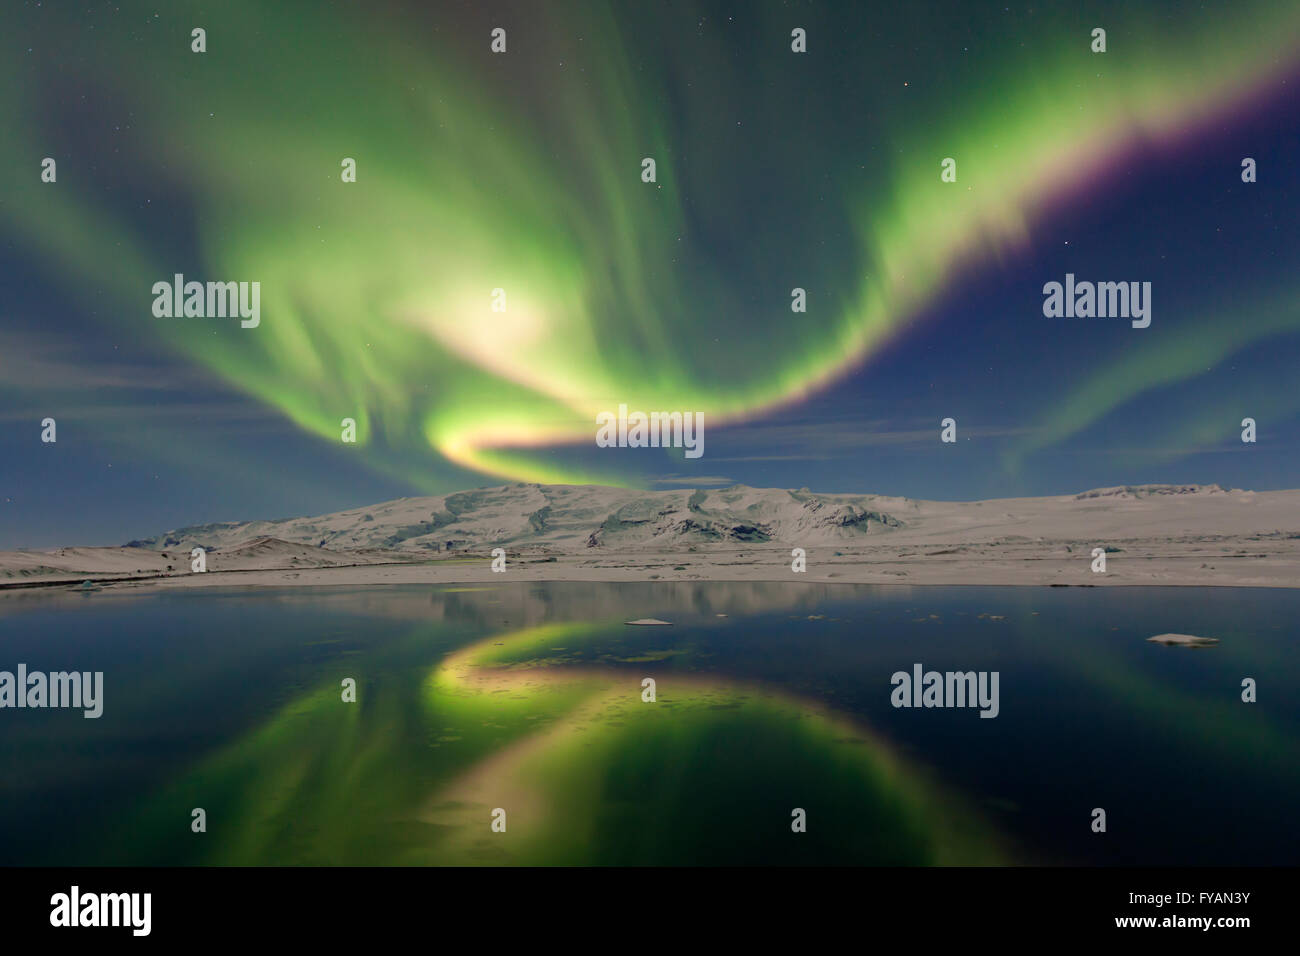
top-left (2, 0), bottom-right (1299, 548)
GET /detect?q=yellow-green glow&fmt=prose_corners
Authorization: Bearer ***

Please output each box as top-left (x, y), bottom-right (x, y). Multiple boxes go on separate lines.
top-left (2, 2), bottom-right (1299, 486)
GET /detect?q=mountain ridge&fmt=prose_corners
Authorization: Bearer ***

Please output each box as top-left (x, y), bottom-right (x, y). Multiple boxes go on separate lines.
top-left (120, 481), bottom-right (1265, 555)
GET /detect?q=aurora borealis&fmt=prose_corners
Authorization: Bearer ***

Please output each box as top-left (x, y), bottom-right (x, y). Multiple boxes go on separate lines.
top-left (2, 0), bottom-right (1299, 545)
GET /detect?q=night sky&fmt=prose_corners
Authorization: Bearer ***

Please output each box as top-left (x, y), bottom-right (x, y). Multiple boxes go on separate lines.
top-left (2, 0), bottom-right (1298, 548)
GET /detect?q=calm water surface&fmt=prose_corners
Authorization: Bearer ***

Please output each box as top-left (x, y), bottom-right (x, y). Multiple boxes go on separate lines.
top-left (0, 582), bottom-right (1296, 865)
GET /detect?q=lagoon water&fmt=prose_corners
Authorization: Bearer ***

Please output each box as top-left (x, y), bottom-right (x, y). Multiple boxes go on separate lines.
top-left (1, 583), bottom-right (1296, 865)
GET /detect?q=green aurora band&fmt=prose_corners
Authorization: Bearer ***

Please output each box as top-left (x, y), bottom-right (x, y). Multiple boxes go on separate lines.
top-left (3, 1), bottom-right (1300, 487)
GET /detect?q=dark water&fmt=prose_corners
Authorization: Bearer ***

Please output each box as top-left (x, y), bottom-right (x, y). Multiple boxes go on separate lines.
top-left (0, 582), bottom-right (1296, 865)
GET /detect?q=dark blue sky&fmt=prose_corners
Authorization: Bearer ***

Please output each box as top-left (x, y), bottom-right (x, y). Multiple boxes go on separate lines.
top-left (2, 0), bottom-right (1298, 548)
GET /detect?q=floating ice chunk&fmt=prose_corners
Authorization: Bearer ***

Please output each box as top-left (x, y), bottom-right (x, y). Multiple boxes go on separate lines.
top-left (1147, 633), bottom-right (1219, 647)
